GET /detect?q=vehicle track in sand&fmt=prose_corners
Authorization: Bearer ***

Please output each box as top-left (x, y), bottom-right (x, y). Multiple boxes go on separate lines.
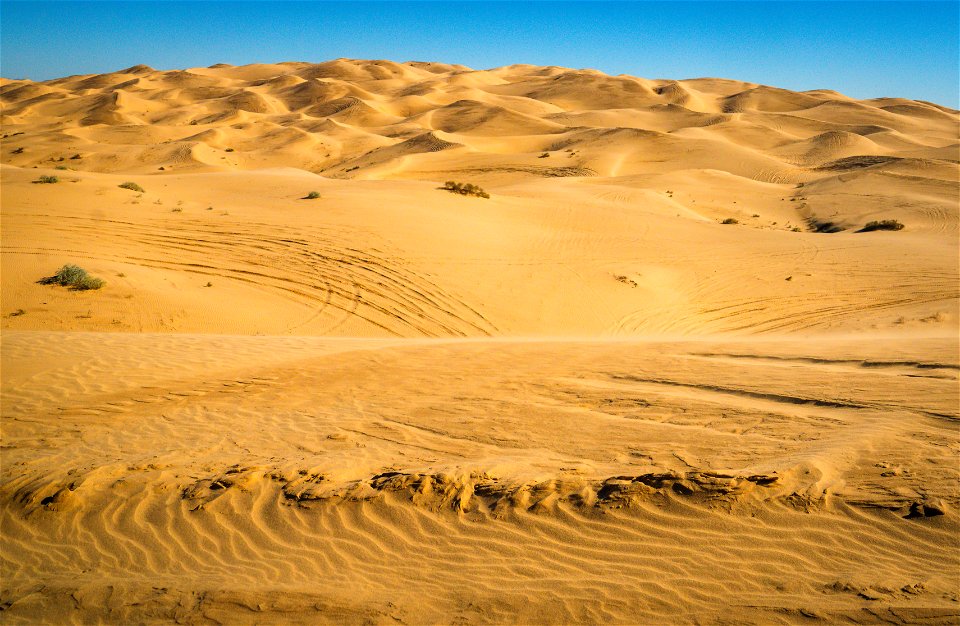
top-left (2, 212), bottom-right (497, 337)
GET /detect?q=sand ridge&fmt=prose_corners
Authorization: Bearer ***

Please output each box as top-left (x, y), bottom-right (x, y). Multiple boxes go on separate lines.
top-left (1, 58), bottom-right (957, 184)
top-left (2, 332), bottom-right (958, 624)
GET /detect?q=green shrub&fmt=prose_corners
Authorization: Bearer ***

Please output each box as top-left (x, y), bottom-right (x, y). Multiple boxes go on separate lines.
top-left (35, 175), bottom-right (59, 184)
top-left (858, 219), bottom-right (904, 232)
top-left (119, 181), bottom-right (144, 192)
top-left (75, 275), bottom-right (105, 290)
top-left (721, 218), bottom-right (738, 224)
top-left (39, 264), bottom-right (105, 290)
top-left (304, 191), bottom-right (321, 200)
top-left (442, 180), bottom-right (490, 199)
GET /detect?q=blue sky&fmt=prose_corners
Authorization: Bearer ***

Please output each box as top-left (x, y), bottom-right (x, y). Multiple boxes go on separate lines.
top-left (2, 1), bottom-right (958, 106)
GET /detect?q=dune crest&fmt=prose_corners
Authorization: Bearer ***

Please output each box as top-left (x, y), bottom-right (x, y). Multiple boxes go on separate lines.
top-left (2, 58), bottom-right (956, 181)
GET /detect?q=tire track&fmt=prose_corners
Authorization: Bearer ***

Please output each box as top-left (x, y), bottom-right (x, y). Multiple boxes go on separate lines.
top-left (3, 214), bottom-right (497, 337)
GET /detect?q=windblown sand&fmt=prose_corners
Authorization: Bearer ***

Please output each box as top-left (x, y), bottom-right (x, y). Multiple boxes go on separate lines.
top-left (1, 59), bottom-right (958, 624)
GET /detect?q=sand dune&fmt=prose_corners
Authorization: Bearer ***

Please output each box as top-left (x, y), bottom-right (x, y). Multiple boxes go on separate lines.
top-left (1, 332), bottom-right (957, 624)
top-left (1, 59), bottom-right (958, 624)
top-left (3, 58), bottom-right (957, 181)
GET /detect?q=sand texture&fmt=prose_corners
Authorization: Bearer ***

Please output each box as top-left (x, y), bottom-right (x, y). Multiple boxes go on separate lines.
top-left (1, 59), bottom-right (958, 624)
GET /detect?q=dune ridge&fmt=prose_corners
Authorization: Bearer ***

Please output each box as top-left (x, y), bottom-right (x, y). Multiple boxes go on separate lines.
top-left (2, 331), bottom-right (958, 624)
top-left (2, 58), bottom-right (956, 182)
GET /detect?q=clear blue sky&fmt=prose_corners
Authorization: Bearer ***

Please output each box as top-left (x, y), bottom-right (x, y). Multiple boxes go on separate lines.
top-left (2, 1), bottom-right (958, 106)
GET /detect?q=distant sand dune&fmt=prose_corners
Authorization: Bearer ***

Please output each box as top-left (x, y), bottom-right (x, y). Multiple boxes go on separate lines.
top-left (2, 58), bottom-right (955, 181)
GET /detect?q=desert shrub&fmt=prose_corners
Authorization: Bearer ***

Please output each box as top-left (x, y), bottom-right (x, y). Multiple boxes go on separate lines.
top-left (225, 148), bottom-right (235, 152)
top-left (304, 191), bottom-right (321, 199)
top-left (721, 218), bottom-right (738, 224)
top-left (807, 220), bottom-right (842, 233)
top-left (39, 264), bottom-right (105, 290)
top-left (538, 152), bottom-right (550, 158)
top-left (858, 219), bottom-right (904, 232)
top-left (791, 227), bottom-right (803, 232)
top-left (119, 181), bottom-right (144, 192)
top-left (442, 180), bottom-right (490, 199)
top-left (74, 275), bottom-right (105, 290)
top-left (35, 175), bottom-right (59, 184)
top-left (12, 147), bottom-right (24, 154)
top-left (55, 165), bottom-right (68, 170)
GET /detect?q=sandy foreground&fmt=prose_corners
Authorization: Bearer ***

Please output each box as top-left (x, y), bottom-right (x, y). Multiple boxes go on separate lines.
top-left (1, 59), bottom-right (959, 624)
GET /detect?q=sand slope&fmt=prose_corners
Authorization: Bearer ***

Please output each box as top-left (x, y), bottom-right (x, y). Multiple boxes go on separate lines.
top-left (1, 59), bottom-right (959, 624)
top-left (2, 59), bottom-right (957, 337)
top-left (0, 163), bottom-right (956, 337)
top-left (1, 332), bottom-right (958, 624)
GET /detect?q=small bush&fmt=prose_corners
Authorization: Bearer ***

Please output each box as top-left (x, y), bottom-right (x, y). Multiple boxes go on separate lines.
top-left (12, 147), bottom-right (24, 154)
top-left (39, 264), bottom-right (105, 290)
top-left (809, 220), bottom-right (842, 233)
top-left (442, 180), bottom-right (490, 199)
top-left (75, 275), bottom-right (105, 290)
top-left (225, 148), bottom-right (235, 152)
top-left (304, 191), bottom-right (321, 200)
top-left (721, 218), bottom-right (739, 224)
top-left (538, 152), bottom-right (550, 158)
top-left (119, 181), bottom-right (144, 192)
top-left (858, 219), bottom-right (904, 232)
top-left (70, 153), bottom-right (81, 160)
top-left (35, 175), bottom-right (59, 184)
top-left (55, 165), bottom-right (68, 170)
